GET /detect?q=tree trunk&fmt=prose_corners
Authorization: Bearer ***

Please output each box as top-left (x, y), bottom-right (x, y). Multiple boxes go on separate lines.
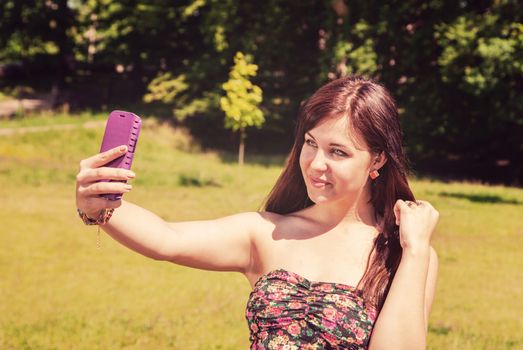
top-left (238, 128), bottom-right (245, 166)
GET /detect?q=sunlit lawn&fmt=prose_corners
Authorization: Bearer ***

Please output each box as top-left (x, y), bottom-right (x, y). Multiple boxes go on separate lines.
top-left (0, 114), bottom-right (522, 349)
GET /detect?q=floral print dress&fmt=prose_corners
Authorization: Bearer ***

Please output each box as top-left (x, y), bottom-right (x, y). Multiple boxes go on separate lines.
top-left (246, 269), bottom-right (377, 350)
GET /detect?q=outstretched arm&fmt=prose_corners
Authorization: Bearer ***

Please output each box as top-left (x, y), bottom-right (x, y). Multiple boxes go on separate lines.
top-left (76, 145), bottom-right (256, 272)
top-left (369, 200), bottom-right (439, 350)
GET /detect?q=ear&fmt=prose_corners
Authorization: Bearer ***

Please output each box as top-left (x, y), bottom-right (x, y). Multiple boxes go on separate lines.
top-left (371, 151), bottom-right (387, 171)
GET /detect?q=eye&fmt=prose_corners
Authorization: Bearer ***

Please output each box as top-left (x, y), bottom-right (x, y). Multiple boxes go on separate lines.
top-left (304, 138), bottom-right (317, 148)
top-left (331, 148), bottom-right (348, 157)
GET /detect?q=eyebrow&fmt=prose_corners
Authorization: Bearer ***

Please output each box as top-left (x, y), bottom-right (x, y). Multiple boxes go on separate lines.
top-left (305, 131), bottom-right (352, 149)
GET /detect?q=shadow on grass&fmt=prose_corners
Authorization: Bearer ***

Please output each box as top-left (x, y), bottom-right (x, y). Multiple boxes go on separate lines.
top-left (428, 324), bottom-right (452, 336)
top-left (438, 191), bottom-right (523, 205)
top-left (178, 172), bottom-right (222, 188)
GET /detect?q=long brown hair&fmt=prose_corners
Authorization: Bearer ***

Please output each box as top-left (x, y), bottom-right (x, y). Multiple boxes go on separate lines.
top-left (262, 75), bottom-right (415, 309)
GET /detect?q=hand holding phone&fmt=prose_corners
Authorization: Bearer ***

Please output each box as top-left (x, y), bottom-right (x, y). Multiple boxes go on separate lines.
top-left (99, 110), bottom-right (141, 200)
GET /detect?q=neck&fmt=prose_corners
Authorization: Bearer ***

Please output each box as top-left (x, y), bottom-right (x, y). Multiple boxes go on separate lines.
top-left (307, 185), bottom-right (378, 230)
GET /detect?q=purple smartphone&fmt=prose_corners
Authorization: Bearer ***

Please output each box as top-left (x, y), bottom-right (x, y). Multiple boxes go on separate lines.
top-left (99, 110), bottom-right (141, 200)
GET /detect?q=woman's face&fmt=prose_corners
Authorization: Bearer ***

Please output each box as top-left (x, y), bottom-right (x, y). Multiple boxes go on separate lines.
top-left (299, 115), bottom-right (374, 205)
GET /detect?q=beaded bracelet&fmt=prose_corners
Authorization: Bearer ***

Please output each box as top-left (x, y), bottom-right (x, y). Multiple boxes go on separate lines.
top-left (77, 208), bottom-right (115, 248)
top-left (77, 208), bottom-right (115, 225)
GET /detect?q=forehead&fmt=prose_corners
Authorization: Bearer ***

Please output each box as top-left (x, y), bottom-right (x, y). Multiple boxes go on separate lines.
top-left (307, 116), bottom-right (368, 151)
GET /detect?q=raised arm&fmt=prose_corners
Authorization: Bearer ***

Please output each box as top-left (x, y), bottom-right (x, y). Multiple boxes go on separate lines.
top-left (76, 145), bottom-right (256, 273)
top-left (369, 200), bottom-right (439, 350)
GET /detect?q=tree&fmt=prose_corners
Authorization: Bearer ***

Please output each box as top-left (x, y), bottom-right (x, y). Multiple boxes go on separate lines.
top-left (318, 0), bottom-right (522, 184)
top-left (0, 0), bottom-right (76, 103)
top-left (220, 52), bottom-right (264, 165)
top-left (143, 72), bottom-right (218, 121)
top-left (2, 0), bottom-right (521, 183)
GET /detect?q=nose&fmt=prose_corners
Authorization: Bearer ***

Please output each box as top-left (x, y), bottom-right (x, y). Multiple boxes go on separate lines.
top-left (310, 149), bottom-right (328, 172)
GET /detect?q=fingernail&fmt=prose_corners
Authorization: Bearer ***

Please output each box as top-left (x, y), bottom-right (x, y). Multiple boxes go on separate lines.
top-left (119, 146), bottom-right (127, 152)
top-left (128, 171), bottom-right (135, 178)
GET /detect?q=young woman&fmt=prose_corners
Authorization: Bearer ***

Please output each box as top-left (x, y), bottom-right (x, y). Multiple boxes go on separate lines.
top-left (76, 75), bottom-right (439, 349)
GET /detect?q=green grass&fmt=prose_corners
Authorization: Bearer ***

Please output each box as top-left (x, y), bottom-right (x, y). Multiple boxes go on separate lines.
top-left (0, 111), bottom-right (107, 128)
top-left (1, 113), bottom-right (522, 349)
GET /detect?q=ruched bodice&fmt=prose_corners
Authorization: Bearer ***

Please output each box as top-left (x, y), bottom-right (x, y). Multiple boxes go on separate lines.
top-left (246, 269), bottom-right (377, 349)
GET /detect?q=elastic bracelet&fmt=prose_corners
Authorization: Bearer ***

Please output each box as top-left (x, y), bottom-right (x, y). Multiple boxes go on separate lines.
top-left (77, 208), bottom-right (115, 226)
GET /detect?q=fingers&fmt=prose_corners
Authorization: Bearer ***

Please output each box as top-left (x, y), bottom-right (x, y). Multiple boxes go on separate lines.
top-left (78, 181), bottom-right (132, 197)
top-left (76, 145), bottom-right (136, 216)
top-left (394, 199), bottom-right (439, 224)
top-left (393, 199), bottom-right (422, 226)
top-left (393, 200), bottom-right (404, 225)
top-left (76, 167), bottom-right (135, 184)
top-left (399, 199), bottom-right (424, 209)
top-left (406, 200), bottom-right (436, 213)
top-left (396, 199), bottom-right (411, 209)
top-left (79, 145), bottom-right (128, 170)
top-left (420, 200), bottom-right (439, 222)
top-left (76, 180), bottom-right (131, 216)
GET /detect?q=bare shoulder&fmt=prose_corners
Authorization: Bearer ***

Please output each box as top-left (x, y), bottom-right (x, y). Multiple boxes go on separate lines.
top-left (247, 209), bottom-right (315, 256)
top-left (243, 211), bottom-right (300, 283)
top-left (244, 210), bottom-right (307, 247)
top-left (252, 210), bottom-right (311, 237)
top-left (251, 211), bottom-right (285, 235)
top-left (227, 210), bottom-right (281, 228)
top-left (213, 211), bottom-right (285, 238)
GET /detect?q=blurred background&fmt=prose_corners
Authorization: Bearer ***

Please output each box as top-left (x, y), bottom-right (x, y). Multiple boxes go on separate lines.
top-left (1, 0), bottom-right (521, 183)
top-left (1, 1), bottom-right (522, 349)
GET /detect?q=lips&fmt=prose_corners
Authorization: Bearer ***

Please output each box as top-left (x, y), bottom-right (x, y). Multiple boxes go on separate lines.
top-left (309, 175), bottom-right (330, 188)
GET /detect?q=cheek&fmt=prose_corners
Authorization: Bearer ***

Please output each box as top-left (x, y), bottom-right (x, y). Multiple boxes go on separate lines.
top-left (299, 146), bottom-right (312, 169)
top-left (335, 161), bottom-right (371, 188)
top-left (354, 160), bottom-right (372, 180)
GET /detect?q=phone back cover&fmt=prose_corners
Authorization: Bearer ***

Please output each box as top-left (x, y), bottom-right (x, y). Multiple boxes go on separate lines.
top-left (100, 110), bottom-right (141, 169)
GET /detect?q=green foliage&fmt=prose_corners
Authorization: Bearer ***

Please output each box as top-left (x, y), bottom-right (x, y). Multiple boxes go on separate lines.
top-left (1, 0), bottom-right (522, 183)
top-left (220, 51), bottom-right (264, 164)
top-left (144, 73), bottom-right (188, 104)
top-left (220, 52), bottom-right (264, 132)
top-left (182, 0), bottom-right (207, 19)
top-left (315, 0), bottom-right (522, 183)
top-left (330, 21), bottom-right (378, 77)
top-left (436, 13), bottom-right (523, 94)
top-left (0, 1), bottom-right (57, 60)
top-left (144, 72), bottom-right (219, 121)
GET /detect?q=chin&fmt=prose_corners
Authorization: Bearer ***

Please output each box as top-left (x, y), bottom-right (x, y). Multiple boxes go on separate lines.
top-left (306, 190), bottom-right (332, 204)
